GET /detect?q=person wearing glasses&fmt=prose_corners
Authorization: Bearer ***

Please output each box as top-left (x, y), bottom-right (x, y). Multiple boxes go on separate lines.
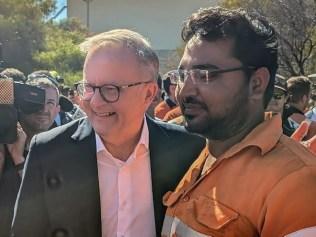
top-left (161, 7), bottom-right (316, 237)
top-left (266, 74), bottom-right (288, 114)
top-left (11, 29), bottom-right (204, 237)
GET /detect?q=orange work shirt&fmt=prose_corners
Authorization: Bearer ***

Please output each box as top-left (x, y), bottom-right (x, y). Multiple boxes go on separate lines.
top-left (154, 101), bottom-right (175, 120)
top-left (163, 106), bottom-right (182, 122)
top-left (162, 114), bottom-right (316, 237)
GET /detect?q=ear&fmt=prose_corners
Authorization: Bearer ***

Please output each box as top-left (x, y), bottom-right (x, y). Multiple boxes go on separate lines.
top-left (144, 82), bottom-right (158, 106)
top-left (302, 94), bottom-right (308, 104)
top-left (248, 67), bottom-right (270, 102)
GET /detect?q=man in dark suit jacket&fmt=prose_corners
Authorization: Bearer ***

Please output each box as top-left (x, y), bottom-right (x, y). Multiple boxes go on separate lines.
top-left (11, 117), bottom-right (204, 237)
top-left (11, 29), bottom-right (205, 237)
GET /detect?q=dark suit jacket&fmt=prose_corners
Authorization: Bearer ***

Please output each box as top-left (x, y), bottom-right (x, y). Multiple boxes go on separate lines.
top-left (11, 117), bottom-right (205, 237)
top-left (0, 150), bottom-right (21, 237)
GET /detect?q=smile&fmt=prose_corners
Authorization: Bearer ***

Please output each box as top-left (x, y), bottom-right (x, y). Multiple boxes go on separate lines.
top-left (95, 111), bottom-right (116, 117)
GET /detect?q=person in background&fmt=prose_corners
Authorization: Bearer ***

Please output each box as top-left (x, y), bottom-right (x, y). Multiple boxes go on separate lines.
top-left (0, 68), bottom-right (26, 83)
top-left (0, 75), bottom-right (60, 237)
top-left (266, 74), bottom-right (288, 114)
top-left (146, 74), bottom-right (163, 118)
top-left (67, 88), bottom-right (86, 120)
top-left (283, 76), bottom-right (316, 138)
top-left (154, 73), bottom-right (178, 119)
top-left (162, 7), bottom-right (316, 237)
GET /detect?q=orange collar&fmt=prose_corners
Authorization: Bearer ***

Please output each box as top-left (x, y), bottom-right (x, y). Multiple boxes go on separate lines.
top-left (208, 114), bottom-right (283, 159)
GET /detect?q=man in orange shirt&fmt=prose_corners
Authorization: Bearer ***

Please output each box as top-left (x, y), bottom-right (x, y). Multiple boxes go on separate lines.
top-left (162, 7), bottom-right (316, 237)
top-left (154, 74), bottom-right (178, 119)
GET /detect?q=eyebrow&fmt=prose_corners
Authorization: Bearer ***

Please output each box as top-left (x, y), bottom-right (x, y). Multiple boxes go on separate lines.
top-left (47, 99), bottom-right (57, 103)
top-left (178, 64), bottom-right (219, 70)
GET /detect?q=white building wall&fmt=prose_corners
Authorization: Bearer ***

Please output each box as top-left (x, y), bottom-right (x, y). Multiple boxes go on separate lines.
top-left (68, 0), bottom-right (219, 50)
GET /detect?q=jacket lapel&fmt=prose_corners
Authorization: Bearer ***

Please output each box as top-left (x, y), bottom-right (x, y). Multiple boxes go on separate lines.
top-left (147, 117), bottom-right (174, 235)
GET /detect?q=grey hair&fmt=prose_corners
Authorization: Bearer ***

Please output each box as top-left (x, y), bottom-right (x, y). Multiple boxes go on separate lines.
top-left (80, 29), bottom-right (159, 80)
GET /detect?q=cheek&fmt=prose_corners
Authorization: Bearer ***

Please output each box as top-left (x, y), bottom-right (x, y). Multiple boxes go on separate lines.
top-left (81, 101), bottom-right (92, 114)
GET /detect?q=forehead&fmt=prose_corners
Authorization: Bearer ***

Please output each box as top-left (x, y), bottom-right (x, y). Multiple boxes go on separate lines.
top-left (44, 87), bottom-right (58, 101)
top-left (84, 45), bottom-right (144, 85)
top-left (180, 37), bottom-right (240, 68)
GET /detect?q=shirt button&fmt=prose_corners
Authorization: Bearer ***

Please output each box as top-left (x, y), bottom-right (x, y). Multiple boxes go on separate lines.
top-left (182, 196), bottom-right (190, 202)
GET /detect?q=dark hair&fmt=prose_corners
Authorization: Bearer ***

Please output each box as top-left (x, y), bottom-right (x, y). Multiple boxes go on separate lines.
top-left (287, 76), bottom-right (311, 103)
top-left (162, 76), bottom-right (171, 94)
top-left (181, 7), bottom-right (278, 107)
top-left (0, 68), bottom-right (26, 83)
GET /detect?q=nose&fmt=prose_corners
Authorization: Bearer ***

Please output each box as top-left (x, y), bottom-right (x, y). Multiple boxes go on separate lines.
top-left (89, 88), bottom-right (106, 108)
top-left (178, 74), bottom-right (198, 99)
top-left (39, 102), bottom-right (49, 113)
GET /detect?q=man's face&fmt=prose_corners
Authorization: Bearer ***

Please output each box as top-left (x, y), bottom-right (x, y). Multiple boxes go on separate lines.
top-left (177, 38), bottom-right (251, 140)
top-left (82, 46), bottom-right (156, 141)
top-left (266, 88), bottom-right (287, 113)
top-left (20, 87), bottom-right (60, 133)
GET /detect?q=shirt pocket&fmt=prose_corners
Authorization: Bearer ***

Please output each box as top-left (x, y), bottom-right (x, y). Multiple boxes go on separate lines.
top-left (190, 195), bottom-right (257, 237)
top-left (194, 195), bottom-right (238, 230)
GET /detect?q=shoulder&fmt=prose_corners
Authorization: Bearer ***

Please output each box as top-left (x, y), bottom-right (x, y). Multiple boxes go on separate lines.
top-left (33, 117), bottom-right (88, 146)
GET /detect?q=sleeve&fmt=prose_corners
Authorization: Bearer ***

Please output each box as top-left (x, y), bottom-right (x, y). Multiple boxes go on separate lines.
top-left (11, 135), bottom-right (49, 237)
top-left (261, 166), bottom-right (316, 237)
top-left (154, 101), bottom-right (171, 119)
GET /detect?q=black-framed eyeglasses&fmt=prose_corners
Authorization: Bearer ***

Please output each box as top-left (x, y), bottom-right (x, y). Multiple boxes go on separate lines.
top-left (166, 66), bottom-right (256, 85)
top-left (77, 81), bottom-right (153, 103)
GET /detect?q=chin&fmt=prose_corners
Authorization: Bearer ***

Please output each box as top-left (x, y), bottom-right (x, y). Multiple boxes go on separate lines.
top-left (184, 119), bottom-right (208, 135)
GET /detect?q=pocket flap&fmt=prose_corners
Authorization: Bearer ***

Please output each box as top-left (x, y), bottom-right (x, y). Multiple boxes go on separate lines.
top-left (163, 191), bottom-right (183, 207)
top-left (194, 196), bottom-right (239, 230)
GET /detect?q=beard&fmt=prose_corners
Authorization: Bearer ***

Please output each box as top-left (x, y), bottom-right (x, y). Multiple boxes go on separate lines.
top-left (182, 89), bottom-right (250, 141)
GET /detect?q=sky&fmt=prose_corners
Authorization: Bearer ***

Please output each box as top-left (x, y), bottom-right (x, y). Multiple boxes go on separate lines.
top-left (53, 0), bottom-right (67, 21)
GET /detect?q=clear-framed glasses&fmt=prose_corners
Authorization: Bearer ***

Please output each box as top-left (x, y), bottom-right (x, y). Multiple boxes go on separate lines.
top-left (165, 66), bottom-right (256, 85)
top-left (77, 80), bottom-right (153, 103)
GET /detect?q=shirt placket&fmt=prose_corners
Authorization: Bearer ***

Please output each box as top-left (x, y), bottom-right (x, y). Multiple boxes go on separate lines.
top-left (117, 164), bottom-right (130, 237)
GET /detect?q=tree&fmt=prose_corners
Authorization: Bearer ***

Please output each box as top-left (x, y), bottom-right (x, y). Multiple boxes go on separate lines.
top-left (0, 0), bottom-right (56, 73)
top-left (33, 18), bottom-right (88, 85)
top-left (220, 0), bottom-right (316, 77)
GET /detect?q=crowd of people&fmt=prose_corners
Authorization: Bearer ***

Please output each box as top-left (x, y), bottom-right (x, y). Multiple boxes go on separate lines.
top-left (0, 6), bottom-right (316, 237)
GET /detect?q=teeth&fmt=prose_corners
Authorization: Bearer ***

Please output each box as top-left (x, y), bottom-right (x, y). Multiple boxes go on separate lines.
top-left (96, 112), bottom-right (115, 116)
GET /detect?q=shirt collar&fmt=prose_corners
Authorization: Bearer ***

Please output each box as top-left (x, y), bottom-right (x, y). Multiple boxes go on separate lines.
top-left (209, 113), bottom-right (283, 159)
top-left (96, 116), bottom-right (149, 154)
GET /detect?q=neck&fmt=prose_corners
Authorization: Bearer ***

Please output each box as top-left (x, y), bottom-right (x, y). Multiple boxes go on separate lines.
top-left (101, 120), bottom-right (144, 162)
top-left (207, 113), bottom-right (264, 157)
top-left (289, 103), bottom-right (304, 113)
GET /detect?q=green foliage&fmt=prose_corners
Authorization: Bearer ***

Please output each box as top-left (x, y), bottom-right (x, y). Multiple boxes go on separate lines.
top-left (0, 0), bottom-right (87, 86)
top-left (33, 19), bottom-right (87, 86)
top-left (0, 0), bottom-right (50, 73)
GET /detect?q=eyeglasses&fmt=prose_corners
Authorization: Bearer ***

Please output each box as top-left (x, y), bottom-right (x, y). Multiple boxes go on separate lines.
top-left (166, 66), bottom-right (256, 85)
top-left (272, 93), bottom-right (286, 100)
top-left (76, 81), bottom-right (153, 103)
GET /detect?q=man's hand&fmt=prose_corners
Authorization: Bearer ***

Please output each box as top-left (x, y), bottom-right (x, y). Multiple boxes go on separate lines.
top-left (291, 120), bottom-right (316, 154)
top-left (6, 123), bottom-right (27, 165)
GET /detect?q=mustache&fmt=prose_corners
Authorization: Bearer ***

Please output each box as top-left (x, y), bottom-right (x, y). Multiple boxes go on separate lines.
top-left (180, 96), bottom-right (207, 109)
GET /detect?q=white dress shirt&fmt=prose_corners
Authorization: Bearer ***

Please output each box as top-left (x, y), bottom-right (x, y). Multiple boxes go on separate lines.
top-left (96, 119), bottom-right (156, 237)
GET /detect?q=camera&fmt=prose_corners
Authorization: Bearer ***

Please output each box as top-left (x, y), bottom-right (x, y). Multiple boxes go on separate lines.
top-left (0, 78), bottom-right (45, 143)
